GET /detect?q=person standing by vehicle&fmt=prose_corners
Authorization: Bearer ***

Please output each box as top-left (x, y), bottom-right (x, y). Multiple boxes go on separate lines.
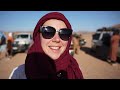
top-left (0, 32), bottom-right (7, 60)
top-left (107, 30), bottom-right (120, 65)
top-left (9, 12), bottom-right (83, 79)
top-left (6, 32), bottom-right (14, 58)
top-left (72, 33), bottom-right (80, 54)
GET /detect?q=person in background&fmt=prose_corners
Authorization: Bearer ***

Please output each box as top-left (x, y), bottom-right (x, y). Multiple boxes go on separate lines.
top-left (107, 30), bottom-right (120, 65)
top-left (0, 32), bottom-right (7, 60)
top-left (6, 32), bottom-right (14, 58)
top-left (9, 12), bottom-right (83, 79)
top-left (72, 33), bottom-right (80, 54)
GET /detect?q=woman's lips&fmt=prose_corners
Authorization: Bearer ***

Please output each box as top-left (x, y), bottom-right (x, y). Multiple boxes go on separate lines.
top-left (49, 46), bottom-right (61, 52)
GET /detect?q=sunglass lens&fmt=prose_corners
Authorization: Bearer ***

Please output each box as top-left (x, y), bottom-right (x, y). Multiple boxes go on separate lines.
top-left (59, 29), bottom-right (72, 41)
top-left (42, 26), bottom-right (55, 39)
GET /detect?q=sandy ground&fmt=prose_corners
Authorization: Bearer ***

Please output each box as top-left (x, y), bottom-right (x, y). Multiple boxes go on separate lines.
top-left (0, 33), bottom-right (120, 79)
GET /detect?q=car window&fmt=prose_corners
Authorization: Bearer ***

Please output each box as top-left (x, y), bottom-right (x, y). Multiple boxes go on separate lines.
top-left (30, 35), bottom-right (32, 39)
top-left (101, 33), bottom-right (110, 41)
top-left (101, 33), bottom-right (111, 46)
top-left (92, 33), bottom-right (100, 40)
top-left (16, 34), bottom-right (28, 39)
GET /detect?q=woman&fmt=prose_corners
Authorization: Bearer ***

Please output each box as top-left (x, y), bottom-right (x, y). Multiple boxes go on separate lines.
top-left (9, 12), bottom-right (83, 79)
top-left (0, 32), bottom-right (7, 60)
top-left (6, 32), bottom-right (14, 58)
top-left (108, 30), bottom-right (120, 65)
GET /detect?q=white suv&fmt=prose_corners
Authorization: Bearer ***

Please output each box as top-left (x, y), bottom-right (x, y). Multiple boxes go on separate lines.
top-left (91, 31), bottom-right (112, 51)
top-left (91, 30), bottom-right (120, 58)
top-left (12, 33), bottom-right (32, 53)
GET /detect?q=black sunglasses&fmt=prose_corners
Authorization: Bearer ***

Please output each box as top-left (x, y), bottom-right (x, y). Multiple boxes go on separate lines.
top-left (39, 26), bottom-right (73, 41)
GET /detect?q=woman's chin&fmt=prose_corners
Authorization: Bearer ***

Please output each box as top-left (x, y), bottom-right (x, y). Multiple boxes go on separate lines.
top-left (49, 54), bottom-right (60, 60)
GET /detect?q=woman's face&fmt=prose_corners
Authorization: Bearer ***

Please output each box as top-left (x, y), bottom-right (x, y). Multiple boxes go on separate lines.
top-left (40, 19), bottom-right (68, 60)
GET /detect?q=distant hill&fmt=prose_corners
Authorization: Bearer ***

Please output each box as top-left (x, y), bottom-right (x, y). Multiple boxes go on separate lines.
top-left (4, 31), bottom-right (33, 39)
top-left (111, 24), bottom-right (120, 29)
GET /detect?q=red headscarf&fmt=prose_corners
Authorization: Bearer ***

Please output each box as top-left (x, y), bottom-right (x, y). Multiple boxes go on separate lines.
top-left (25, 12), bottom-right (83, 79)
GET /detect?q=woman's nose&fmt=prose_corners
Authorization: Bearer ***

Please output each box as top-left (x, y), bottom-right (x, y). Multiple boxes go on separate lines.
top-left (52, 32), bottom-right (60, 42)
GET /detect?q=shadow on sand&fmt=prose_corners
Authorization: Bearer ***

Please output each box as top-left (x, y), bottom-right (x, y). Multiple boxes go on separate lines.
top-left (80, 46), bottom-right (120, 64)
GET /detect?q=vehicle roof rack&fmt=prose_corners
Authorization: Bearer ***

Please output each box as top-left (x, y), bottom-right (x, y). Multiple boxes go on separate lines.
top-left (97, 27), bottom-right (120, 32)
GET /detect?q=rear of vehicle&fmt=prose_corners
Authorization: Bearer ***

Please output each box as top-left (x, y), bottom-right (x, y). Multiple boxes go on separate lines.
top-left (91, 31), bottom-right (110, 59)
top-left (79, 39), bottom-right (86, 47)
top-left (91, 32), bottom-right (103, 52)
top-left (91, 30), bottom-right (120, 59)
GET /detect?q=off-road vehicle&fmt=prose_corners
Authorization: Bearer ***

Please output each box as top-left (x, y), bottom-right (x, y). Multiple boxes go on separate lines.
top-left (12, 33), bottom-right (32, 53)
top-left (91, 28), bottom-right (120, 59)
